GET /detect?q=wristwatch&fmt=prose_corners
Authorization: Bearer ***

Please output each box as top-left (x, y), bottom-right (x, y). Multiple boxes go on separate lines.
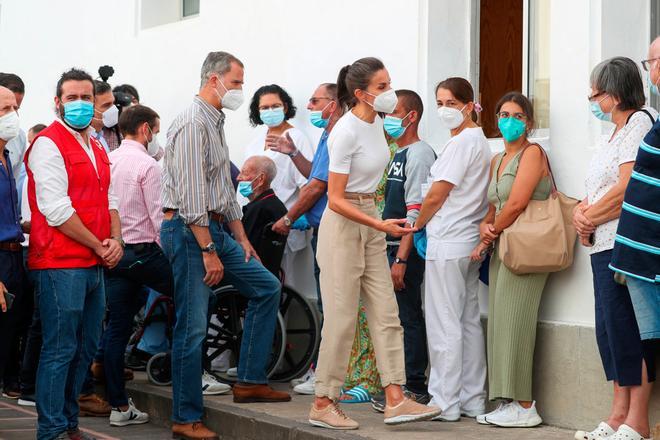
top-left (283, 216), bottom-right (292, 227)
top-left (287, 148), bottom-right (300, 158)
top-left (394, 257), bottom-right (407, 265)
top-left (202, 242), bottom-right (217, 254)
top-left (111, 236), bottom-right (125, 248)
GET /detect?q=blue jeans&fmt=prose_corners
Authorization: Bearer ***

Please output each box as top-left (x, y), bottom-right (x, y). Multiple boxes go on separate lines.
top-left (387, 244), bottom-right (429, 395)
top-left (627, 277), bottom-right (660, 341)
top-left (104, 243), bottom-right (173, 407)
top-left (160, 214), bottom-right (280, 424)
top-left (35, 267), bottom-right (105, 440)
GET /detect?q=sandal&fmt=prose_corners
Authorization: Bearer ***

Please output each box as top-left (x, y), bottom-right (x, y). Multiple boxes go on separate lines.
top-left (339, 385), bottom-right (371, 404)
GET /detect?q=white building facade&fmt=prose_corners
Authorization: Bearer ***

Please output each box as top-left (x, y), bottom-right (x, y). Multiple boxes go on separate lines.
top-left (1, 0), bottom-right (657, 428)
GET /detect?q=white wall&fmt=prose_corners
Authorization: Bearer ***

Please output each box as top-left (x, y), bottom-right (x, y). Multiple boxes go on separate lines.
top-left (0, 0), bottom-right (653, 326)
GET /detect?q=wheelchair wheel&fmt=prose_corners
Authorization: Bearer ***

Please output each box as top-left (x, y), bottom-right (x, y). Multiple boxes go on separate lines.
top-left (146, 352), bottom-right (172, 386)
top-left (207, 285), bottom-right (286, 382)
top-left (269, 285), bottom-right (320, 382)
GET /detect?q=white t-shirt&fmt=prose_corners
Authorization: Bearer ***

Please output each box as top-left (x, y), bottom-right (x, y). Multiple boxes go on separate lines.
top-left (327, 111), bottom-right (390, 193)
top-left (585, 108), bottom-right (657, 254)
top-left (241, 125), bottom-right (314, 210)
top-left (424, 127), bottom-right (491, 260)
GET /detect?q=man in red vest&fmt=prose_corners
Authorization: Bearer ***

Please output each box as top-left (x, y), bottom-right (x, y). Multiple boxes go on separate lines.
top-left (24, 68), bottom-right (123, 440)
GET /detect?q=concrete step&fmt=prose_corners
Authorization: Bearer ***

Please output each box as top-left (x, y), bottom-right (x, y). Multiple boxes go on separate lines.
top-left (126, 373), bottom-right (575, 440)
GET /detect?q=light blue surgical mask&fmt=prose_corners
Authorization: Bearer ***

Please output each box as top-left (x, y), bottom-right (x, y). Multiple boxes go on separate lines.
top-left (498, 117), bottom-right (526, 142)
top-left (383, 111), bottom-right (412, 139)
top-left (260, 108), bottom-right (285, 127)
top-left (309, 102), bottom-right (333, 128)
top-left (590, 96), bottom-right (612, 122)
top-left (237, 180), bottom-right (254, 198)
top-left (649, 75), bottom-right (660, 96)
top-left (62, 100), bottom-right (94, 130)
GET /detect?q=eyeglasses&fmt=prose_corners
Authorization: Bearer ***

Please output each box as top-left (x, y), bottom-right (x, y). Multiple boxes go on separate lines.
top-left (641, 58), bottom-right (660, 72)
top-left (587, 91), bottom-right (606, 101)
top-left (308, 97), bottom-right (332, 105)
top-left (496, 111), bottom-right (527, 121)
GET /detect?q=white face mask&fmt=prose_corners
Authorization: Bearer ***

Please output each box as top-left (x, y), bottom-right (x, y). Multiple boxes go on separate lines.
top-left (146, 125), bottom-right (161, 157)
top-left (437, 104), bottom-right (467, 130)
top-left (0, 111), bottom-right (20, 141)
top-left (365, 88), bottom-right (398, 113)
top-left (102, 105), bottom-right (119, 128)
top-left (216, 78), bottom-right (244, 111)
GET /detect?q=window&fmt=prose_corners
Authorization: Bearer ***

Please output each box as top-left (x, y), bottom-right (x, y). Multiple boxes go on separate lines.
top-left (141, 0), bottom-right (199, 30)
top-left (477, 0), bottom-right (549, 138)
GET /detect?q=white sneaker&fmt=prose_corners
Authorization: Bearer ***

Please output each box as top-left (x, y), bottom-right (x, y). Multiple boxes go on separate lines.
top-left (476, 401), bottom-right (508, 425)
top-left (226, 367), bottom-right (238, 378)
top-left (485, 401), bottom-right (542, 428)
top-left (461, 407), bottom-right (485, 418)
top-left (432, 411), bottom-right (460, 422)
top-left (202, 371), bottom-right (232, 395)
top-left (610, 424), bottom-right (651, 440)
top-left (290, 366), bottom-right (314, 387)
top-left (575, 421), bottom-right (616, 439)
top-left (109, 399), bottom-right (149, 427)
top-left (293, 372), bottom-right (315, 395)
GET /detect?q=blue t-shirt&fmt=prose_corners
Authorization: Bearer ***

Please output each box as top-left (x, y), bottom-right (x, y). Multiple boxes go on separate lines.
top-left (305, 131), bottom-right (329, 228)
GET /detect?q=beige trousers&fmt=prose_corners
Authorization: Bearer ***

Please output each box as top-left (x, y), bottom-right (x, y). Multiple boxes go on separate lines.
top-left (314, 196), bottom-right (405, 399)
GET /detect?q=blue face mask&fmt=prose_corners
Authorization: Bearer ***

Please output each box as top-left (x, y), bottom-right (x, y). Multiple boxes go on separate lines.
top-left (649, 76), bottom-right (660, 96)
top-left (383, 112), bottom-right (412, 139)
top-left (590, 96), bottom-right (612, 122)
top-left (498, 117), bottom-right (526, 142)
top-left (237, 181), bottom-right (254, 198)
top-left (309, 102), bottom-right (333, 128)
top-left (260, 108), bottom-right (285, 127)
top-left (62, 100), bottom-right (94, 130)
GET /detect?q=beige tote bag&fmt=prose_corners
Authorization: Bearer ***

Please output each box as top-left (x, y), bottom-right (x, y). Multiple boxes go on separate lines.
top-left (498, 145), bottom-right (579, 275)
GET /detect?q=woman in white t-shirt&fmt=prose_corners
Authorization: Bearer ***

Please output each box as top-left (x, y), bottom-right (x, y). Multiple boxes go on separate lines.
top-left (414, 77), bottom-right (490, 422)
top-left (308, 57), bottom-right (441, 430)
top-left (242, 85), bottom-right (314, 271)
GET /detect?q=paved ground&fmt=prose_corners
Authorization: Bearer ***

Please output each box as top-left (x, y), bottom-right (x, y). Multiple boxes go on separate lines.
top-left (0, 397), bottom-right (171, 440)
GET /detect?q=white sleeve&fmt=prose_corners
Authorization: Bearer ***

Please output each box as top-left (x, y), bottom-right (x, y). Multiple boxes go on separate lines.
top-left (430, 138), bottom-right (471, 187)
top-left (108, 172), bottom-right (119, 211)
top-left (288, 129), bottom-right (315, 187)
top-left (327, 125), bottom-right (356, 175)
top-left (618, 113), bottom-right (653, 165)
top-left (21, 173), bottom-right (30, 222)
top-left (28, 137), bottom-right (75, 226)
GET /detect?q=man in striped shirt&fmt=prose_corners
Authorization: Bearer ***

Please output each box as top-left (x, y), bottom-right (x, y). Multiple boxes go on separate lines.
top-left (161, 51), bottom-right (289, 440)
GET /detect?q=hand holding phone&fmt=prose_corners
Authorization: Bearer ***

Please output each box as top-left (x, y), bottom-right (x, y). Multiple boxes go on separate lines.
top-left (0, 281), bottom-right (12, 312)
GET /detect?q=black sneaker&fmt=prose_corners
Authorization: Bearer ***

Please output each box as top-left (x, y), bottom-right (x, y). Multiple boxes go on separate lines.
top-left (124, 348), bottom-right (151, 371)
top-left (17, 393), bottom-right (36, 407)
top-left (371, 387), bottom-right (431, 413)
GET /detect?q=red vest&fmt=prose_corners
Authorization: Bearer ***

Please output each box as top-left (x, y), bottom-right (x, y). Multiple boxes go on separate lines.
top-left (24, 121), bottom-right (111, 269)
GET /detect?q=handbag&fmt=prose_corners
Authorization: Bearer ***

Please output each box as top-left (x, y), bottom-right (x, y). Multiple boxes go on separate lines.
top-left (497, 144), bottom-right (579, 275)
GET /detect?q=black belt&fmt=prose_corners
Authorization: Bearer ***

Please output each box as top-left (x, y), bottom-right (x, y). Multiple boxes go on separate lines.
top-left (0, 241), bottom-right (22, 252)
top-left (163, 209), bottom-right (225, 223)
top-left (125, 242), bottom-right (158, 253)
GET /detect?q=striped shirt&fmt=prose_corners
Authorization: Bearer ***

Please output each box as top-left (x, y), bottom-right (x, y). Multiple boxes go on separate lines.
top-left (610, 114), bottom-right (660, 283)
top-left (161, 96), bottom-right (242, 226)
top-left (108, 139), bottom-right (163, 244)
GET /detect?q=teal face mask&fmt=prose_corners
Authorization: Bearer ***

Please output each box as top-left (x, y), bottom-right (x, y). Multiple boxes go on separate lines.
top-left (62, 100), bottom-right (94, 130)
top-left (383, 111), bottom-right (412, 139)
top-left (310, 102), bottom-right (332, 128)
top-left (237, 181), bottom-right (253, 198)
top-left (260, 108), bottom-right (285, 127)
top-left (498, 117), bottom-right (526, 142)
top-left (649, 75), bottom-right (660, 96)
top-left (589, 96), bottom-right (611, 122)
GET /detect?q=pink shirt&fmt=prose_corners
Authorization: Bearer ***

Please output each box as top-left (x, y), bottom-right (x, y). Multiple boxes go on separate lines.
top-left (109, 140), bottom-right (163, 244)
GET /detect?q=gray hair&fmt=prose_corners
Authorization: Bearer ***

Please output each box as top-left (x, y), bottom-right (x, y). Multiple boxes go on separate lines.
top-left (247, 155), bottom-right (277, 185)
top-left (590, 56), bottom-right (645, 111)
top-left (200, 51), bottom-right (243, 87)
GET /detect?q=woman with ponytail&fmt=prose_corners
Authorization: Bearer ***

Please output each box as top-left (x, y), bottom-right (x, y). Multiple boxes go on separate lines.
top-left (308, 58), bottom-right (441, 430)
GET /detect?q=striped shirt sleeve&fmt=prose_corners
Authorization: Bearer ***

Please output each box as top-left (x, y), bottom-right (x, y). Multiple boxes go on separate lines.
top-left (174, 122), bottom-right (210, 226)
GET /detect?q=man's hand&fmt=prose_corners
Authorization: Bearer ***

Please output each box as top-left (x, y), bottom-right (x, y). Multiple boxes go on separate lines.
top-left (266, 132), bottom-right (296, 156)
top-left (21, 221), bottom-right (31, 234)
top-left (0, 281), bottom-right (7, 312)
top-left (272, 217), bottom-right (291, 236)
top-left (101, 238), bottom-right (124, 269)
top-left (202, 252), bottom-right (224, 286)
top-left (238, 239), bottom-right (261, 263)
top-left (391, 262), bottom-right (406, 291)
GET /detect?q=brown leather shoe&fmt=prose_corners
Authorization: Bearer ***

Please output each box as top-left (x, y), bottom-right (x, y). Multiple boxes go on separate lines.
top-left (78, 393), bottom-right (111, 417)
top-left (90, 362), bottom-right (133, 383)
top-left (233, 383), bottom-right (291, 403)
top-left (172, 422), bottom-right (219, 440)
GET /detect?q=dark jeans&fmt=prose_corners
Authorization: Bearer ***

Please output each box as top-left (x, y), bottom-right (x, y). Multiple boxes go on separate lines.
top-left (591, 250), bottom-right (656, 386)
top-left (35, 267), bottom-right (105, 440)
top-left (387, 244), bottom-right (428, 395)
top-left (103, 243), bottom-right (173, 407)
top-left (161, 213), bottom-right (281, 424)
top-left (0, 249), bottom-right (27, 387)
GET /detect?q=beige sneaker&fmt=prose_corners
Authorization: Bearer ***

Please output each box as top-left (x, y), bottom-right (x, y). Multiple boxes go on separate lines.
top-left (384, 398), bottom-right (442, 425)
top-left (309, 401), bottom-right (359, 430)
